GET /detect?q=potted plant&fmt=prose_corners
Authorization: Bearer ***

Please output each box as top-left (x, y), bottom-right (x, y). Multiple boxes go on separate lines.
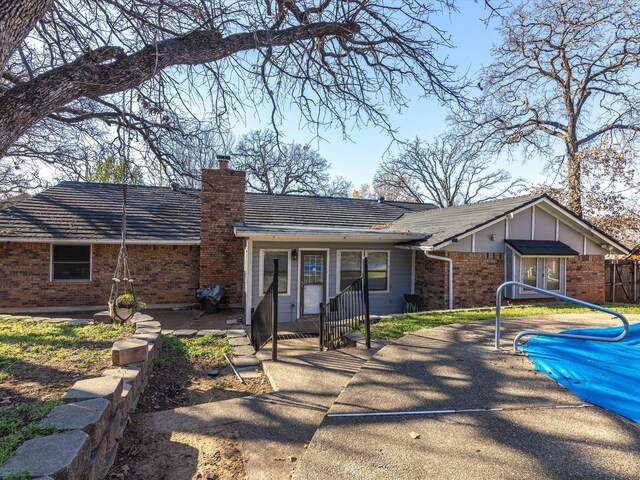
top-left (112, 293), bottom-right (146, 322)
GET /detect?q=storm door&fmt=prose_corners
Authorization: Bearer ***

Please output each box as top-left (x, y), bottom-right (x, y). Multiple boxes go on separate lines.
top-left (300, 252), bottom-right (327, 316)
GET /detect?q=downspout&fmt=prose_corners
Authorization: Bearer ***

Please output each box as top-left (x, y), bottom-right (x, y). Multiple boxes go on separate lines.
top-left (422, 249), bottom-right (453, 310)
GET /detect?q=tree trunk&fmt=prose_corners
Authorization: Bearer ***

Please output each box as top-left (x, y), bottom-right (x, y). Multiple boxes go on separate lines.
top-left (566, 147), bottom-right (583, 217)
top-left (0, 21), bottom-right (359, 158)
top-left (0, 0), bottom-right (52, 77)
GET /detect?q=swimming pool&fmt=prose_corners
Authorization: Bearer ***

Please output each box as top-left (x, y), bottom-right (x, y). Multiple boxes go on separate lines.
top-left (521, 322), bottom-right (640, 423)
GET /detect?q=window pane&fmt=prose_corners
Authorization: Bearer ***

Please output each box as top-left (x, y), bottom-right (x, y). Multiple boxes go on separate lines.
top-left (367, 252), bottom-right (388, 291)
top-left (303, 254), bottom-right (324, 285)
top-left (368, 252), bottom-right (388, 271)
top-left (340, 252), bottom-right (362, 271)
top-left (340, 252), bottom-right (362, 291)
top-left (521, 257), bottom-right (537, 287)
top-left (263, 251), bottom-right (288, 294)
top-left (52, 245), bottom-right (90, 280)
top-left (53, 245), bottom-right (90, 262)
top-left (546, 258), bottom-right (560, 291)
top-left (53, 263), bottom-right (90, 280)
top-left (368, 271), bottom-right (388, 291)
top-left (340, 271), bottom-right (361, 290)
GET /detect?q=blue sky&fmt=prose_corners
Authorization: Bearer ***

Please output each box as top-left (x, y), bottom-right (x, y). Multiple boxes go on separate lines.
top-left (234, 1), bottom-right (549, 189)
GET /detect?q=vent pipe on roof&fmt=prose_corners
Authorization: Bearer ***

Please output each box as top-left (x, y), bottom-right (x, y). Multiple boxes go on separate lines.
top-left (378, 195), bottom-right (385, 203)
top-left (171, 182), bottom-right (180, 191)
top-left (217, 154), bottom-right (231, 170)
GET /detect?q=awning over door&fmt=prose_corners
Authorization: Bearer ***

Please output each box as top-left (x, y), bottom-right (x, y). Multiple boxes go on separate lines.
top-left (506, 239), bottom-right (579, 256)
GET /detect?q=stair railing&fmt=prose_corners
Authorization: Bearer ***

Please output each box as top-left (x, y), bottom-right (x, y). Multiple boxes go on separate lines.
top-left (319, 257), bottom-right (371, 350)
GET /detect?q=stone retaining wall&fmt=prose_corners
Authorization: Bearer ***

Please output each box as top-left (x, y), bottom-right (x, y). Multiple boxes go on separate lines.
top-left (0, 313), bottom-right (162, 480)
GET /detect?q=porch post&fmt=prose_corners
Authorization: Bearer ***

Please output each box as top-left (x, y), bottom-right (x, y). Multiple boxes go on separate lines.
top-left (272, 258), bottom-right (278, 361)
top-left (319, 302), bottom-right (324, 351)
top-left (363, 256), bottom-right (371, 349)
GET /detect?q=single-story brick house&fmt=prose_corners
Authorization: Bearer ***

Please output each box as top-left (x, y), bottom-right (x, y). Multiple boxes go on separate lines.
top-left (0, 160), bottom-right (629, 322)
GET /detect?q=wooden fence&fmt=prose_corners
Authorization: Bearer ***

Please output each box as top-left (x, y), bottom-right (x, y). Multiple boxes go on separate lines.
top-left (605, 259), bottom-right (639, 303)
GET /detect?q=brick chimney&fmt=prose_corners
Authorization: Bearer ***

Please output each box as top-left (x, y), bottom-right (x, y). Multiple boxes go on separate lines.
top-left (199, 155), bottom-right (245, 305)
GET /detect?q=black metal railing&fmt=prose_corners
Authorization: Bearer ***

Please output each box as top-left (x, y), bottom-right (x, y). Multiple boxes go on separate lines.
top-left (319, 257), bottom-right (371, 350)
top-left (251, 259), bottom-right (279, 360)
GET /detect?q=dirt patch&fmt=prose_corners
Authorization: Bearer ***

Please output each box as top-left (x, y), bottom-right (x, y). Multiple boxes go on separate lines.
top-left (110, 417), bottom-right (244, 480)
top-left (136, 339), bottom-right (272, 413)
top-left (110, 335), bottom-right (273, 478)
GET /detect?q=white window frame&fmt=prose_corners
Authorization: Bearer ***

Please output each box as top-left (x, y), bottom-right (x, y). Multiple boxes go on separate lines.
top-left (336, 249), bottom-right (390, 294)
top-left (517, 256), bottom-right (565, 296)
top-left (258, 249), bottom-right (291, 297)
top-left (50, 244), bottom-right (93, 282)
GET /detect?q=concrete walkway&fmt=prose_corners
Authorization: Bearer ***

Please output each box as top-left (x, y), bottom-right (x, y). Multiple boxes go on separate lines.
top-left (139, 337), bottom-right (380, 479)
top-left (294, 314), bottom-right (640, 479)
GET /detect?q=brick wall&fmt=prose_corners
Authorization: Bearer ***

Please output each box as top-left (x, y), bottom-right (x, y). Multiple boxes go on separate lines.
top-left (414, 252), bottom-right (448, 310)
top-left (448, 252), bottom-right (504, 308)
top-left (566, 255), bottom-right (605, 303)
top-left (414, 251), bottom-right (606, 310)
top-left (0, 243), bottom-right (199, 310)
top-left (199, 166), bottom-right (246, 305)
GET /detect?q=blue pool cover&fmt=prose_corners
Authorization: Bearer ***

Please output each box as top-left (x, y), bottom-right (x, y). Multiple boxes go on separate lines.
top-left (521, 322), bottom-right (640, 423)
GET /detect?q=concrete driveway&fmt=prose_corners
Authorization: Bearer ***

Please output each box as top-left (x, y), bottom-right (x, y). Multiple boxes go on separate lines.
top-left (294, 314), bottom-right (640, 479)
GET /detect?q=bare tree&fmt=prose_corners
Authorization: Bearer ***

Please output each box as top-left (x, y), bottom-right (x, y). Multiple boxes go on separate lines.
top-left (528, 142), bottom-right (640, 246)
top-left (373, 136), bottom-right (523, 207)
top-left (0, 0), bottom-right (469, 194)
top-left (233, 129), bottom-right (345, 195)
top-left (456, 0), bottom-right (640, 215)
top-left (316, 176), bottom-right (354, 198)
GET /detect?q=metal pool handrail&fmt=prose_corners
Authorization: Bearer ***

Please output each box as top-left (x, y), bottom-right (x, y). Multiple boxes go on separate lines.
top-left (495, 281), bottom-right (630, 352)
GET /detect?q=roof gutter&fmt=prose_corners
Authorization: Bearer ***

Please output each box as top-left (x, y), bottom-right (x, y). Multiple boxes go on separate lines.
top-left (0, 238), bottom-right (200, 245)
top-left (422, 248), bottom-right (453, 310)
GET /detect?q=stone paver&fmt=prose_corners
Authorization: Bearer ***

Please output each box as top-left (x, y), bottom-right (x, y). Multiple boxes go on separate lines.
top-left (64, 376), bottom-right (123, 405)
top-left (93, 311), bottom-right (112, 324)
top-left (232, 345), bottom-right (255, 356)
top-left (134, 320), bottom-right (162, 329)
top-left (232, 355), bottom-right (260, 368)
top-left (132, 332), bottom-right (161, 344)
top-left (196, 329), bottom-right (225, 336)
top-left (172, 328), bottom-right (198, 337)
top-left (111, 338), bottom-right (148, 365)
top-left (229, 336), bottom-right (251, 346)
top-left (0, 430), bottom-right (91, 480)
top-left (102, 366), bottom-right (142, 390)
top-left (226, 329), bottom-right (246, 338)
top-left (38, 398), bottom-right (110, 446)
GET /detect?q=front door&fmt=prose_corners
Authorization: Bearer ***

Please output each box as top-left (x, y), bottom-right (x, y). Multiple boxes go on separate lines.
top-left (300, 252), bottom-right (326, 316)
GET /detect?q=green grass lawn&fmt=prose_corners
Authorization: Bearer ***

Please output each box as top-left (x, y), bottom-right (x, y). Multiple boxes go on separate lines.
top-left (0, 315), bottom-right (134, 467)
top-left (155, 334), bottom-right (233, 370)
top-left (366, 304), bottom-right (640, 340)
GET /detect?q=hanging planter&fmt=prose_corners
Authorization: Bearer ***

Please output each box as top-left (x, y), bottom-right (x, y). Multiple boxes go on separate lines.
top-left (109, 292), bottom-right (146, 323)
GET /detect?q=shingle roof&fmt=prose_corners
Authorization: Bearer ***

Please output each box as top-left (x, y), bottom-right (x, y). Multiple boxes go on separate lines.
top-left (390, 195), bottom-right (542, 247)
top-left (0, 182), bottom-right (200, 241)
top-left (244, 193), bottom-right (434, 229)
top-left (0, 182), bottom-right (434, 241)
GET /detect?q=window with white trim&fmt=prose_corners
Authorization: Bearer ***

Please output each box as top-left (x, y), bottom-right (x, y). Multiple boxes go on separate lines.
top-left (338, 250), bottom-right (389, 292)
top-left (260, 250), bottom-right (290, 295)
top-left (51, 245), bottom-right (91, 281)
